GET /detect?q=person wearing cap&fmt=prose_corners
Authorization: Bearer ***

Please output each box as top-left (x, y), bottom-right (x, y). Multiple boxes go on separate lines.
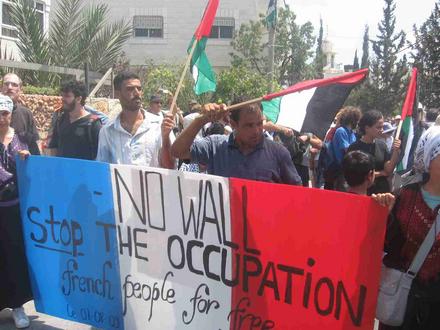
top-left (392, 114), bottom-right (401, 128)
top-left (379, 122), bottom-right (396, 152)
top-left (0, 94), bottom-right (33, 329)
top-left (147, 94), bottom-right (165, 119)
top-left (1, 73), bottom-right (40, 155)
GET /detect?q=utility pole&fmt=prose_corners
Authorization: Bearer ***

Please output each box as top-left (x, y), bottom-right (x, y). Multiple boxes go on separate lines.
top-left (267, 0), bottom-right (277, 92)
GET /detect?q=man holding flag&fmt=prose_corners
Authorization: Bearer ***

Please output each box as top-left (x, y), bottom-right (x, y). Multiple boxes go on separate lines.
top-left (171, 100), bottom-right (302, 185)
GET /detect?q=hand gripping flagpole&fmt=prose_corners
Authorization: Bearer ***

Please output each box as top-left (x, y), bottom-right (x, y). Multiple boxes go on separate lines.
top-left (170, 39), bottom-right (199, 115)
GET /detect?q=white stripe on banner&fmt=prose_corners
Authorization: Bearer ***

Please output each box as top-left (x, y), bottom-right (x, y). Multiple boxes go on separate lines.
top-left (276, 87), bottom-right (316, 132)
top-left (110, 165), bottom-right (232, 329)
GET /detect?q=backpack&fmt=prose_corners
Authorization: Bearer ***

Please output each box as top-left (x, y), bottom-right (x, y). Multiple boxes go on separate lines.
top-left (277, 133), bottom-right (306, 164)
top-left (318, 140), bottom-right (337, 173)
top-left (85, 115), bottom-right (101, 159)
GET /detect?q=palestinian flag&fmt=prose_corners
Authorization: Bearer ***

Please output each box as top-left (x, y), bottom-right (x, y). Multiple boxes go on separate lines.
top-left (397, 68), bottom-right (418, 172)
top-left (189, 0), bottom-right (218, 95)
top-left (262, 69), bottom-right (368, 139)
top-left (19, 156), bottom-right (387, 330)
top-left (266, 0), bottom-right (277, 28)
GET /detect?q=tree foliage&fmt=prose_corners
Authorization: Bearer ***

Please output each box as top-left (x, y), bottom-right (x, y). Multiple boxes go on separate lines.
top-left (230, 19), bottom-right (267, 75)
top-left (275, 6), bottom-right (315, 85)
top-left (361, 25), bottom-right (370, 69)
top-left (353, 50), bottom-right (360, 70)
top-left (9, 0), bottom-right (131, 85)
top-left (314, 18), bottom-right (324, 78)
top-left (213, 65), bottom-right (278, 104)
top-left (412, 1), bottom-right (440, 108)
top-left (369, 0), bottom-right (408, 114)
top-left (347, 0), bottom-right (408, 115)
top-left (230, 5), bottom-right (315, 87)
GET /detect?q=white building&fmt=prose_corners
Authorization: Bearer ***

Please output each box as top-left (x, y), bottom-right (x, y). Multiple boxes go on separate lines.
top-left (0, 0), bottom-right (51, 60)
top-left (322, 38), bottom-right (344, 78)
top-left (52, 0), bottom-right (267, 70)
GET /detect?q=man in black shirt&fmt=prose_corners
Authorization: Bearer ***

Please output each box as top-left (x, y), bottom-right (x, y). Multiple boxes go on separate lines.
top-left (48, 81), bottom-right (101, 160)
top-left (2, 73), bottom-right (40, 155)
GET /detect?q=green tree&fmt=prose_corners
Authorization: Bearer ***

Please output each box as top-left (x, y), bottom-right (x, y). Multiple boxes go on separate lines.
top-left (368, 0), bottom-right (408, 114)
top-left (275, 5), bottom-right (315, 85)
top-left (361, 25), bottom-right (370, 68)
top-left (412, 1), bottom-right (440, 108)
top-left (230, 19), bottom-right (267, 74)
top-left (229, 5), bottom-right (315, 87)
top-left (314, 18), bottom-right (324, 78)
top-left (141, 62), bottom-right (206, 112)
top-left (10, 0), bottom-right (131, 85)
top-left (214, 66), bottom-right (278, 104)
top-left (353, 49), bottom-right (360, 70)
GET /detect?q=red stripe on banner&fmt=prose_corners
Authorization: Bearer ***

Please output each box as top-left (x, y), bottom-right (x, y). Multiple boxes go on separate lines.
top-left (400, 68), bottom-right (418, 119)
top-left (194, 0), bottom-right (219, 40)
top-left (229, 179), bottom-right (387, 330)
top-left (263, 68), bottom-right (368, 101)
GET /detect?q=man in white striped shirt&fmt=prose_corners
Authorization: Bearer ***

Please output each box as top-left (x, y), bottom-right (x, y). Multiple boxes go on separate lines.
top-left (96, 71), bottom-right (175, 168)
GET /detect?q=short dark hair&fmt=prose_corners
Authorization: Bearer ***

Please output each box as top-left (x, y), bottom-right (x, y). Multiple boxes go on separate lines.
top-left (339, 106), bottom-right (362, 128)
top-left (60, 80), bottom-right (87, 106)
top-left (204, 122), bottom-right (225, 136)
top-left (426, 108), bottom-right (439, 122)
top-left (229, 97), bottom-right (262, 122)
top-left (113, 71), bottom-right (140, 90)
top-left (343, 151), bottom-right (375, 187)
top-left (358, 110), bottom-right (383, 135)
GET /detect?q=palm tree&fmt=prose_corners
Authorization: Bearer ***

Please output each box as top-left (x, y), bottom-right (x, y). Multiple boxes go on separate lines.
top-left (9, 0), bottom-right (132, 84)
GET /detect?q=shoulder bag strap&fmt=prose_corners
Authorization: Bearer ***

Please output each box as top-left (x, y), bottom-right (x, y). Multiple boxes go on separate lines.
top-left (407, 210), bottom-right (440, 276)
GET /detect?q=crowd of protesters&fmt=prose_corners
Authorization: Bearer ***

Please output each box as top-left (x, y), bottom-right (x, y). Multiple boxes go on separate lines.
top-left (0, 71), bottom-right (439, 329)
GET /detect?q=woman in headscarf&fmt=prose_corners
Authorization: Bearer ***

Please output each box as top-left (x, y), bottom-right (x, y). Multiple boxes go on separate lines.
top-left (0, 94), bottom-right (33, 328)
top-left (379, 126), bottom-right (440, 330)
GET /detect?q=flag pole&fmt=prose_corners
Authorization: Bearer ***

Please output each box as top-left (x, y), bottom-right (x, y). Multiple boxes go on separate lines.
top-left (267, 0), bottom-right (277, 93)
top-left (227, 97), bottom-right (265, 111)
top-left (395, 117), bottom-right (404, 139)
top-left (170, 40), bottom-right (199, 115)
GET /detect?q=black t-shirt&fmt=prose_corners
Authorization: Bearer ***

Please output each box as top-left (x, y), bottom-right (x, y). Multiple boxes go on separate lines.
top-left (348, 139), bottom-right (391, 194)
top-left (49, 113), bottom-right (102, 160)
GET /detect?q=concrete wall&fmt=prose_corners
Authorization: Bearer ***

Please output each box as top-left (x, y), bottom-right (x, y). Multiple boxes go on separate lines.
top-left (52, 0), bottom-right (267, 69)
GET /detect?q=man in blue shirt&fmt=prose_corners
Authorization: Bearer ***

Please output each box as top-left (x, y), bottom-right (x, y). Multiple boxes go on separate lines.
top-left (171, 102), bottom-right (301, 185)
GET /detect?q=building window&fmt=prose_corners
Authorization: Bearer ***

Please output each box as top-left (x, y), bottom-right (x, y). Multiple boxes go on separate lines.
top-left (209, 17), bottom-right (234, 39)
top-left (133, 16), bottom-right (163, 38)
top-left (2, 2), bottom-right (18, 38)
top-left (1, 1), bottom-right (45, 39)
top-left (35, 1), bottom-right (44, 32)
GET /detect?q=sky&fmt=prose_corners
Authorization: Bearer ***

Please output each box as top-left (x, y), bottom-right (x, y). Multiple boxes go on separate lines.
top-left (284, 0), bottom-right (437, 65)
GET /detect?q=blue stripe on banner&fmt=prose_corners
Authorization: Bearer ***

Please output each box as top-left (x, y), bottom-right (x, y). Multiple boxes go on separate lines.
top-left (16, 156), bottom-right (124, 330)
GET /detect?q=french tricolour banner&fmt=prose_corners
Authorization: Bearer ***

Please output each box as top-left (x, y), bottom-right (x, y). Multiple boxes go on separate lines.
top-left (17, 156), bottom-right (387, 330)
top-left (262, 69), bottom-right (368, 139)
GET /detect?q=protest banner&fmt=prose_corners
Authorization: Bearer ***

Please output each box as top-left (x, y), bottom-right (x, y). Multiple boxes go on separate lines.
top-left (17, 156), bottom-right (387, 329)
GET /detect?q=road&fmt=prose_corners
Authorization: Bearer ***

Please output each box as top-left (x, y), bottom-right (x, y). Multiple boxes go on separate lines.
top-left (0, 301), bottom-right (92, 330)
top-left (0, 301), bottom-right (380, 329)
